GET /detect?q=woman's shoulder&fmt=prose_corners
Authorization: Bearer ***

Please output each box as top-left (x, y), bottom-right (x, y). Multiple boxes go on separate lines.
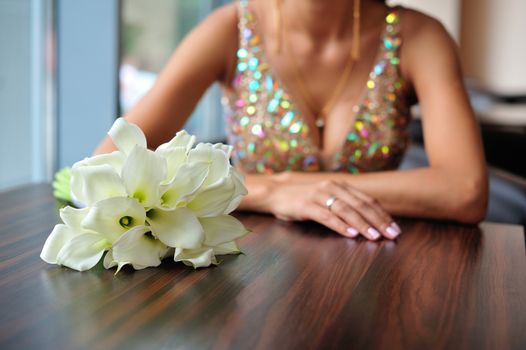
top-left (194, 2), bottom-right (239, 83)
top-left (205, 2), bottom-right (238, 28)
top-left (396, 7), bottom-right (460, 79)
top-left (397, 7), bottom-right (453, 45)
top-left (186, 2), bottom-right (238, 46)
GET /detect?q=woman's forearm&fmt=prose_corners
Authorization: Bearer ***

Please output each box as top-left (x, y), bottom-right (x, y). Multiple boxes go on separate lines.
top-left (254, 167), bottom-right (488, 224)
top-left (238, 174), bottom-right (279, 214)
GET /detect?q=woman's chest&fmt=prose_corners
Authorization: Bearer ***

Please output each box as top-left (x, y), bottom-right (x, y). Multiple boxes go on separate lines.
top-left (223, 3), bottom-right (412, 173)
top-left (223, 68), bottom-right (412, 174)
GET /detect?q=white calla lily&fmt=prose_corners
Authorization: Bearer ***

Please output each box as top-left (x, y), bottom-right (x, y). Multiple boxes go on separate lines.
top-left (212, 143), bottom-right (233, 158)
top-left (43, 118), bottom-right (250, 272)
top-left (56, 233), bottom-right (111, 271)
top-left (188, 143), bottom-right (230, 188)
top-left (212, 241), bottom-right (241, 255)
top-left (187, 167), bottom-right (247, 217)
top-left (108, 117), bottom-right (147, 155)
top-left (160, 161), bottom-right (209, 209)
top-left (156, 130), bottom-right (196, 154)
top-left (155, 146), bottom-right (188, 184)
top-left (174, 247), bottom-right (216, 268)
top-left (223, 167), bottom-right (248, 214)
top-left (71, 164), bottom-right (127, 206)
top-left (200, 215), bottom-right (249, 247)
top-left (147, 207), bottom-right (204, 249)
top-left (41, 208), bottom-right (101, 266)
top-left (111, 226), bottom-right (169, 271)
top-left (121, 145), bottom-right (167, 208)
top-left (41, 224), bottom-right (79, 264)
top-left (81, 197), bottom-right (146, 243)
top-left (59, 206), bottom-right (90, 230)
top-left (186, 178), bottom-right (234, 217)
top-left (73, 151), bottom-right (126, 174)
top-left (103, 249), bottom-right (117, 269)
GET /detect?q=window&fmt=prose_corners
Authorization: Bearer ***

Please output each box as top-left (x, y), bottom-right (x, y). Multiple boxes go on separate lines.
top-left (120, 0), bottom-right (229, 141)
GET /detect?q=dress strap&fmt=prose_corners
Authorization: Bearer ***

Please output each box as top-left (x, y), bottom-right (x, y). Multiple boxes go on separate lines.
top-left (237, 0), bottom-right (253, 50)
top-left (382, 7), bottom-right (403, 65)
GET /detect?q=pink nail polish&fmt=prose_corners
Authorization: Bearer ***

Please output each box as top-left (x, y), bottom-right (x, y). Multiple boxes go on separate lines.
top-left (385, 226), bottom-right (399, 239)
top-left (346, 227), bottom-right (359, 237)
top-left (367, 227), bottom-right (381, 240)
top-left (392, 222), bottom-right (402, 233)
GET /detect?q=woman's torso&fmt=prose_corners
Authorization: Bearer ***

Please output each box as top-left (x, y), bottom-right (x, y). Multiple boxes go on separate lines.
top-left (222, 0), bottom-right (413, 174)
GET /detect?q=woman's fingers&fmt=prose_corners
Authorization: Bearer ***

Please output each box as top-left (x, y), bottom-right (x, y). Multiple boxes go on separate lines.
top-left (346, 186), bottom-right (394, 226)
top-left (332, 184), bottom-right (401, 240)
top-left (325, 197), bottom-right (383, 240)
top-left (313, 181), bottom-right (401, 240)
top-left (306, 203), bottom-right (358, 238)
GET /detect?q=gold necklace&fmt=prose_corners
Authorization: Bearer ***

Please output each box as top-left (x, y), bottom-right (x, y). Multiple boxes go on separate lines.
top-left (274, 0), bottom-right (361, 130)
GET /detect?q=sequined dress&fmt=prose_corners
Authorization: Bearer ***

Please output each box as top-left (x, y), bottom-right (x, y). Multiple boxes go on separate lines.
top-left (222, 0), bottom-right (412, 174)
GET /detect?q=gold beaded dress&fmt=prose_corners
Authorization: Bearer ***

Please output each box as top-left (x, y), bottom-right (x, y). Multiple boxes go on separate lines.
top-left (222, 0), bottom-right (413, 174)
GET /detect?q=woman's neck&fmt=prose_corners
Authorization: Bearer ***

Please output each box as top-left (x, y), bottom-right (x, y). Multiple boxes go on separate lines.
top-left (283, 0), bottom-right (376, 40)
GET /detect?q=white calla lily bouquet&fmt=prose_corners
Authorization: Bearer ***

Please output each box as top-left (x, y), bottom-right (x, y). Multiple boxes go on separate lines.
top-left (41, 118), bottom-right (249, 272)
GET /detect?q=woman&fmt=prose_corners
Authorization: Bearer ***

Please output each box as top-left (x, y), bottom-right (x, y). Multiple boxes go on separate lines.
top-left (95, 0), bottom-right (488, 240)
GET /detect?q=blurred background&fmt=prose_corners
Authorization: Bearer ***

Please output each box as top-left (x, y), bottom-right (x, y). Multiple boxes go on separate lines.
top-left (1, 0), bottom-right (525, 224)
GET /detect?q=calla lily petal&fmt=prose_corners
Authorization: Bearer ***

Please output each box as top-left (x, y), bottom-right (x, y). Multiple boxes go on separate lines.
top-left (108, 118), bottom-right (147, 155)
top-left (74, 151), bottom-right (126, 174)
top-left (188, 143), bottom-right (230, 188)
top-left (112, 226), bottom-right (168, 269)
top-left (103, 250), bottom-right (117, 269)
top-left (155, 146), bottom-right (188, 184)
top-left (147, 207), bottom-right (204, 249)
top-left (160, 161), bottom-right (209, 209)
top-left (213, 143), bottom-right (233, 158)
top-left (200, 215), bottom-right (249, 246)
top-left (71, 164), bottom-right (127, 206)
top-left (174, 247), bottom-right (216, 268)
top-left (187, 176), bottom-right (235, 217)
top-left (103, 250), bottom-right (127, 272)
top-left (223, 168), bottom-right (248, 214)
top-left (56, 233), bottom-right (110, 271)
top-left (121, 145), bottom-right (167, 208)
top-left (213, 241), bottom-right (241, 255)
top-left (81, 197), bottom-right (146, 242)
top-left (40, 224), bottom-right (78, 264)
top-left (59, 207), bottom-right (90, 230)
top-left (156, 130), bottom-right (196, 153)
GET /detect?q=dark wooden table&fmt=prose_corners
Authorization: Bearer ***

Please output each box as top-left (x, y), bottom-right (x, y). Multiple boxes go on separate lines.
top-left (1, 184), bottom-right (525, 350)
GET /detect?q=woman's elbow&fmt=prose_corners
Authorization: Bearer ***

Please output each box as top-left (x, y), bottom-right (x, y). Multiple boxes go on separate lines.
top-left (453, 174), bottom-right (489, 224)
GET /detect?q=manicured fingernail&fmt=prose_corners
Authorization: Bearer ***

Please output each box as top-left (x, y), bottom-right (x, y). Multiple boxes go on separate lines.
top-left (346, 227), bottom-right (359, 237)
top-left (385, 226), bottom-right (399, 239)
top-left (367, 227), bottom-right (381, 240)
top-left (392, 222), bottom-right (402, 233)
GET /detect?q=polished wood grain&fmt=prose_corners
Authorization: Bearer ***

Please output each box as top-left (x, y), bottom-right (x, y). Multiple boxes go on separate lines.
top-left (0, 184), bottom-right (525, 350)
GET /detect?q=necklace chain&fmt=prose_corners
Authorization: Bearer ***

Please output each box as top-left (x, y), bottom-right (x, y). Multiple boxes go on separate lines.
top-left (275, 0), bottom-right (361, 130)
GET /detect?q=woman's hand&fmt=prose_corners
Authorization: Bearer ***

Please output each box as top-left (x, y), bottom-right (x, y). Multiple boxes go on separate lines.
top-left (267, 179), bottom-right (402, 241)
